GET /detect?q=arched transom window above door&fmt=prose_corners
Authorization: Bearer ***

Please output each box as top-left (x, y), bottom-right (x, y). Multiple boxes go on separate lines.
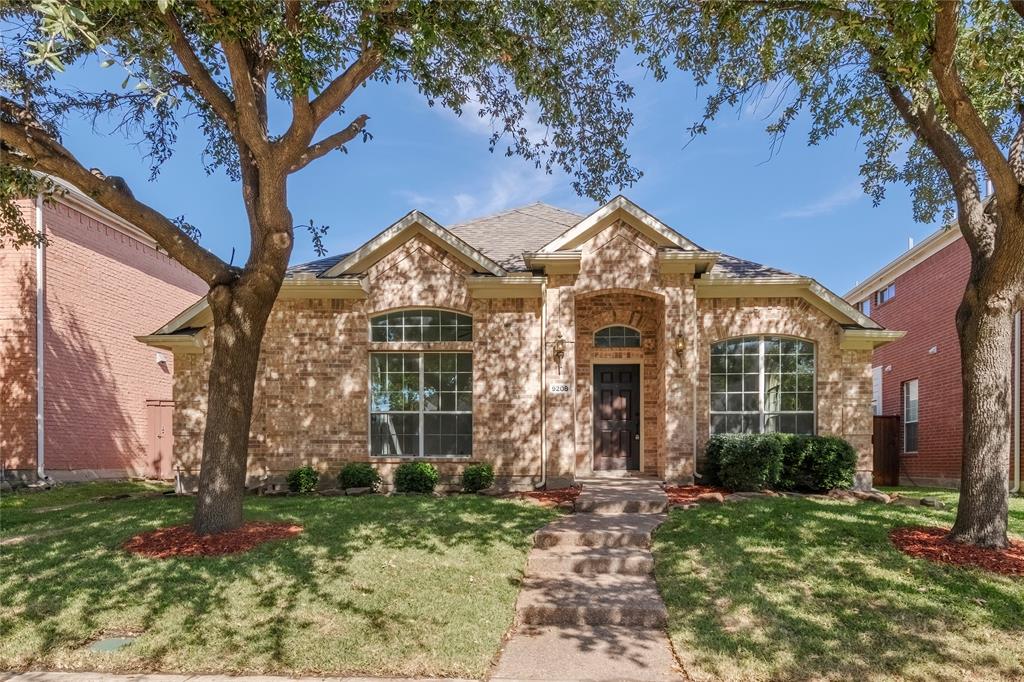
top-left (594, 326), bottom-right (641, 348)
top-left (710, 336), bottom-right (816, 435)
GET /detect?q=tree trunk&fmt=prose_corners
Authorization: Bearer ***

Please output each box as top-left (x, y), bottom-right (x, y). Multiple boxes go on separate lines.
top-left (192, 277), bottom-right (278, 535)
top-left (948, 276), bottom-right (1013, 549)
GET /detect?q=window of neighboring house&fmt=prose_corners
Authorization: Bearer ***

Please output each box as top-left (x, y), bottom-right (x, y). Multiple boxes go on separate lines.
top-left (710, 336), bottom-right (816, 435)
top-left (903, 379), bottom-right (919, 453)
top-left (871, 366), bottom-right (883, 416)
top-left (875, 283), bottom-right (896, 306)
top-left (859, 298), bottom-right (871, 317)
top-left (594, 325), bottom-right (641, 348)
top-left (368, 309), bottom-right (473, 457)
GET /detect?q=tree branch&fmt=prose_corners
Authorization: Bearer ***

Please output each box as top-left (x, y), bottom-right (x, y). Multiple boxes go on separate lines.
top-left (931, 1), bottom-right (1020, 202)
top-left (1010, 105), bottom-right (1024, 183)
top-left (288, 114), bottom-right (369, 173)
top-left (195, 0), bottom-right (269, 158)
top-left (159, 10), bottom-right (240, 137)
top-left (1012, 0), bottom-right (1024, 22)
top-left (876, 75), bottom-right (994, 259)
top-left (309, 49), bottom-right (383, 125)
top-left (1, 102), bottom-right (233, 286)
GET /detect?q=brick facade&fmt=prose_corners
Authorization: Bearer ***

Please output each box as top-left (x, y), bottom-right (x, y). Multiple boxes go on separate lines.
top-left (0, 196), bottom-right (205, 481)
top-left (849, 231), bottom-right (1023, 488)
top-left (168, 212), bottom-right (879, 490)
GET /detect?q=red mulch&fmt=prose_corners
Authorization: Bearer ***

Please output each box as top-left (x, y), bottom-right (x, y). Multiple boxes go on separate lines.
top-left (123, 521), bottom-right (302, 558)
top-left (512, 485), bottom-right (582, 506)
top-left (664, 485), bottom-right (729, 505)
top-left (889, 526), bottom-right (1024, 577)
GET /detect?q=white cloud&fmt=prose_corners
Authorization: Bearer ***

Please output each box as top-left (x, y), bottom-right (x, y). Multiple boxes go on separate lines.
top-left (779, 181), bottom-right (864, 219)
top-left (400, 163), bottom-right (561, 223)
top-left (441, 92), bottom-right (550, 149)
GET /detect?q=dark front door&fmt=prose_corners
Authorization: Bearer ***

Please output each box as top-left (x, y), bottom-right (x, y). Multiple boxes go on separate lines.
top-left (593, 364), bottom-right (641, 471)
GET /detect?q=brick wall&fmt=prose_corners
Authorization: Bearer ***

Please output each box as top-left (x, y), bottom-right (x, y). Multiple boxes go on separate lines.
top-left (3, 197), bottom-right (206, 480)
top-left (0, 201), bottom-right (39, 476)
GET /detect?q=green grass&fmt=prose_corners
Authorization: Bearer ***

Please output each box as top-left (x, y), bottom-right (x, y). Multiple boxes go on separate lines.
top-left (0, 482), bottom-right (557, 677)
top-left (653, 487), bottom-right (1024, 682)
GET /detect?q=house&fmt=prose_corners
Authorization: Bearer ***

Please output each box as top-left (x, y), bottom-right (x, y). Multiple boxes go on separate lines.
top-left (845, 225), bottom-right (1023, 490)
top-left (141, 196), bottom-right (901, 490)
top-left (0, 183), bottom-right (206, 483)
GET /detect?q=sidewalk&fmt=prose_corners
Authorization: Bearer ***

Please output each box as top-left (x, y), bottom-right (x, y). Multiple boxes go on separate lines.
top-left (1, 674), bottom-right (471, 682)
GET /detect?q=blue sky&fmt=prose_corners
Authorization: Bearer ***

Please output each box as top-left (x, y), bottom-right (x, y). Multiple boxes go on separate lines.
top-left (57, 59), bottom-right (942, 295)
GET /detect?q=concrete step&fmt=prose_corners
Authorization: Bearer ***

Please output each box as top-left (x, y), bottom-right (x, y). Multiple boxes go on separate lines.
top-left (516, 573), bottom-right (668, 627)
top-left (534, 513), bottom-right (664, 549)
top-left (575, 497), bottom-right (669, 514)
top-left (491, 625), bottom-right (682, 681)
top-left (527, 546), bottom-right (655, 576)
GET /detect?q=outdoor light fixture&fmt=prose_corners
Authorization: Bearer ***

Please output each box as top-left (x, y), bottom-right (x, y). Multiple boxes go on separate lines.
top-left (674, 336), bottom-right (686, 358)
top-left (552, 332), bottom-right (566, 369)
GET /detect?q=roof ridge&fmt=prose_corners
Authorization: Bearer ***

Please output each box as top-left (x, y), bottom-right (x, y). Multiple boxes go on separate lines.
top-left (449, 201), bottom-right (583, 230)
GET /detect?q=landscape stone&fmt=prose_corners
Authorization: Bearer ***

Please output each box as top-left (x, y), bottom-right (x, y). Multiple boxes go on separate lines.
top-left (696, 492), bottom-right (725, 504)
top-left (921, 497), bottom-right (945, 508)
top-left (344, 487), bottom-right (372, 496)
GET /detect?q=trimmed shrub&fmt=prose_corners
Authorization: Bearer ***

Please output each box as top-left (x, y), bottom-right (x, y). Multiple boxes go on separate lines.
top-left (716, 433), bottom-right (785, 491)
top-left (286, 465), bottom-right (319, 494)
top-left (701, 434), bottom-right (731, 486)
top-left (776, 434), bottom-right (807, 491)
top-left (462, 463), bottom-right (495, 493)
top-left (338, 462), bottom-right (381, 491)
top-left (394, 461), bottom-right (440, 493)
top-left (780, 435), bottom-right (857, 492)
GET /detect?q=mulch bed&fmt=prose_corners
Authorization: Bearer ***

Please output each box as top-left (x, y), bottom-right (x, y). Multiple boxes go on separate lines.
top-left (124, 521), bottom-right (302, 558)
top-left (664, 485), bottom-right (730, 505)
top-left (511, 485), bottom-right (582, 506)
top-left (889, 526), bottom-right (1024, 577)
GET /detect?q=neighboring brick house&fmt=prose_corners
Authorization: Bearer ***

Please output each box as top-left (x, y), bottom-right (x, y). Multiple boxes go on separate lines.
top-left (0, 183), bottom-right (206, 482)
top-left (142, 196), bottom-right (901, 490)
top-left (845, 225), bottom-right (1023, 490)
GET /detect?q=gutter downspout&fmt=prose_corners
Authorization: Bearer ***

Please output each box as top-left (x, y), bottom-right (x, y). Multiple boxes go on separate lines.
top-left (539, 284), bottom-right (547, 489)
top-left (1013, 310), bottom-right (1021, 494)
top-left (34, 193), bottom-right (46, 482)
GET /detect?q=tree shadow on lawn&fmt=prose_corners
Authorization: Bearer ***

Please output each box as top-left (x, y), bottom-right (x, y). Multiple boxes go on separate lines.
top-left (0, 493), bottom-right (556, 676)
top-left (653, 498), bottom-right (1024, 682)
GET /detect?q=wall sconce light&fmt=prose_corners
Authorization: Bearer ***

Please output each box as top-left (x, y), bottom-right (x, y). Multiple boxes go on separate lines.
top-left (673, 336), bottom-right (685, 358)
top-left (552, 332), bottom-right (566, 369)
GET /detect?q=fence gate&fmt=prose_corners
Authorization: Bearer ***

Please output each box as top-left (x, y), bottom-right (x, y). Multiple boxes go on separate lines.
top-left (872, 415), bottom-right (900, 487)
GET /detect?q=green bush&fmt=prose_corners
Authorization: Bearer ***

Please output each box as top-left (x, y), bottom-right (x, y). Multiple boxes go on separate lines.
top-left (462, 463), bottom-right (495, 493)
top-left (779, 435), bottom-right (857, 492)
top-left (701, 434), bottom-right (731, 486)
top-left (338, 462), bottom-right (381, 491)
top-left (716, 434), bottom-right (785, 491)
top-left (286, 465), bottom-right (319, 494)
top-left (394, 461), bottom-right (440, 493)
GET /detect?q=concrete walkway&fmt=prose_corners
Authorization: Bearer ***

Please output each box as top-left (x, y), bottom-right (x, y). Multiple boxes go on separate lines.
top-left (0, 674), bottom-right (469, 682)
top-left (491, 477), bottom-right (683, 681)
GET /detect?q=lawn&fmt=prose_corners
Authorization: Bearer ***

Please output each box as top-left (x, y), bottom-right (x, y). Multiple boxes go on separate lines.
top-left (653, 487), bottom-right (1024, 682)
top-left (0, 481), bottom-right (557, 678)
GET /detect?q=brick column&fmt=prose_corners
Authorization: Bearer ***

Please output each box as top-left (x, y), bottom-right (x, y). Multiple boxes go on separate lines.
top-left (544, 278), bottom-right (577, 487)
top-left (662, 275), bottom-right (696, 483)
top-left (842, 348), bottom-right (875, 490)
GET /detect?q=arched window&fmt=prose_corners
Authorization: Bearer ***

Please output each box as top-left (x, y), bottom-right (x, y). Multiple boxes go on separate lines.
top-left (710, 336), bottom-right (815, 435)
top-left (368, 309), bottom-right (473, 457)
top-left (594, 325), bottom-right (641, 348)
top-left (370, 309), bottom-right (472, 342)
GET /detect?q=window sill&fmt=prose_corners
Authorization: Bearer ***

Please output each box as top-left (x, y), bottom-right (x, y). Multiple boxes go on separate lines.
top-left (371, 456), bottom-right (476, 462)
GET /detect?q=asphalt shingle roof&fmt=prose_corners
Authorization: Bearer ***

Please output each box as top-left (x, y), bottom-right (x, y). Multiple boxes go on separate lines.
top-left (286, 201), bottom-right (796, 281)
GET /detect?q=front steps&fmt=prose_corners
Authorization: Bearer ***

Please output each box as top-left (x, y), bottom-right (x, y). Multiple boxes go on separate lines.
top-left (493, 478), bottom-right (680, 679)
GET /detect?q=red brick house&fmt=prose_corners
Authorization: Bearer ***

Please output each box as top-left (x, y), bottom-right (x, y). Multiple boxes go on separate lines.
top-left (0, 182), bottom-right (206, 483)
top-left (143, 196), bottom-right (901, 490)
top-left (845, 225), bottom-right (1022, 490)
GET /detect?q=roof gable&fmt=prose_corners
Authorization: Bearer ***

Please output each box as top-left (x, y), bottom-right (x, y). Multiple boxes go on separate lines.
top-left (320, 210), bottom-right (506, 277)
top-left (539, 195), bottom-right (703, 253)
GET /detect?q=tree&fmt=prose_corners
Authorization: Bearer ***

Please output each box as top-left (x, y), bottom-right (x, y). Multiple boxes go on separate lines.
top-left (1, 0), bottom-right (640, 534)
top-left (641, 0), bottom-right (1023, 547)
